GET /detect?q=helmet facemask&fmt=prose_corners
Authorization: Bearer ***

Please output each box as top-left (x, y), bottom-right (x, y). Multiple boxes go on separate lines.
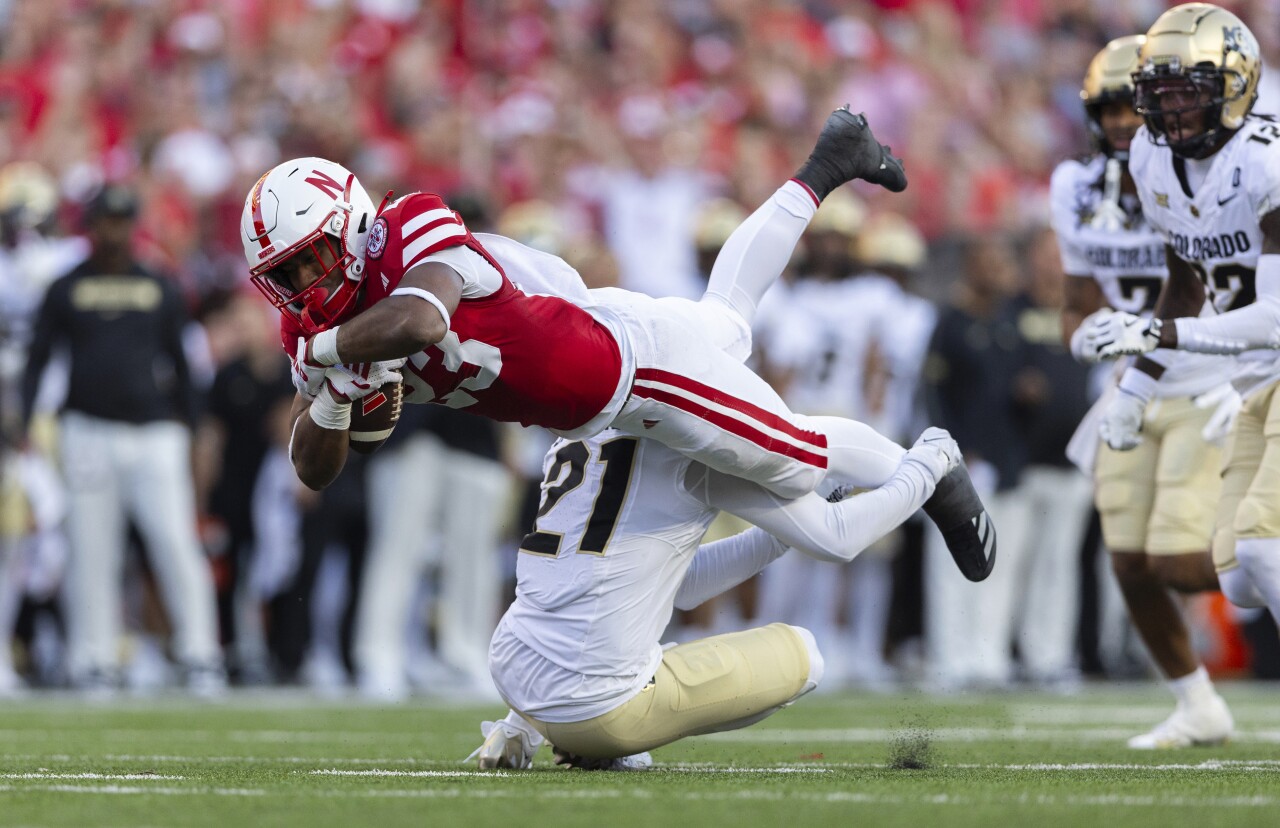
top-left (252, 230), bottom-right (363, 334)
top-left (1134, 66), bottom-right (1236, 160)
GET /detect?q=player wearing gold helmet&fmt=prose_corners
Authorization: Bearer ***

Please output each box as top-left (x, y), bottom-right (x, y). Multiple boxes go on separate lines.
top-left (1085, 7), bottom-right (1280, 736)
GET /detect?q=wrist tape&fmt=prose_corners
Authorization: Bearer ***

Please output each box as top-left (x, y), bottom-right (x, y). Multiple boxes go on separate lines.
top-left (1117, 366), bottom-right (1159, 403)
top-left (308, 385), bottom-right (351, 430)
top-left (310, 327), bottom-right (341, 366)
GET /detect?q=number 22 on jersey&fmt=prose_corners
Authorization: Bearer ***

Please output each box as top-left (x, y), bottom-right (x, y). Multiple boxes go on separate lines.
top-left (520, 437), bottom-right (638, 558)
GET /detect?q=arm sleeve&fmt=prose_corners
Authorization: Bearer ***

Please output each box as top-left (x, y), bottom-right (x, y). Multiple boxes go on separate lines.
top-left (690, 452), bottom-right (940, 563)
top-left (673, 528), bottom-right (787, 611)
top-left (1172, 253), bottom-right (1280, 354)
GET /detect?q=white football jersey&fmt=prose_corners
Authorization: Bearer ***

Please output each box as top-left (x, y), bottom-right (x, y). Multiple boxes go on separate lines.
top-left (1050, 154), bottom-right (1223, 398)
top-left (1130, 116), bottom-right (1280, 395)
top-left (855, 274), bottom-right (937, 442)
top-left (494, 429), bottom-right (716, 722)
top-left (766, 276), bottom-right (892, 419)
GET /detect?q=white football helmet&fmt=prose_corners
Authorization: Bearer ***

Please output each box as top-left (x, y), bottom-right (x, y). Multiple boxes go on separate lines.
top-left (242, 157), bottom-right (376, 334)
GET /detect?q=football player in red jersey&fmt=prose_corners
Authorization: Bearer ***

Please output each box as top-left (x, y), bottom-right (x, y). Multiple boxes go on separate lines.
top-left (242, 106), bottom-right (996, 582)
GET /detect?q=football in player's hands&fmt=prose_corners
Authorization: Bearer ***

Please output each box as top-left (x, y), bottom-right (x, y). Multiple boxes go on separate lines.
top-left (348, 379), bottom-right (403, 454)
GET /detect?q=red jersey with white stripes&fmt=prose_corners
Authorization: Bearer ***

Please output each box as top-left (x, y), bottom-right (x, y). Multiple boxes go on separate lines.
top-left (280, 193), bottom-right (624, 431)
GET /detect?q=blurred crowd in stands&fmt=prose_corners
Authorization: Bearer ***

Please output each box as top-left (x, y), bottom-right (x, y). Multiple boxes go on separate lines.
top-left (0, 0), bottom-right (1278, 698)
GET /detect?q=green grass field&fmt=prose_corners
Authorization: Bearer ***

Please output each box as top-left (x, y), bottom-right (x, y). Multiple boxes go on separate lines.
top-left (1, 683), bottom-right (1277, 827)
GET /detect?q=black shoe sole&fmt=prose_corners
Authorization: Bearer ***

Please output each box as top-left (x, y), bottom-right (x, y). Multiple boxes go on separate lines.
top-left (923, 466), bottom-right (997, 582)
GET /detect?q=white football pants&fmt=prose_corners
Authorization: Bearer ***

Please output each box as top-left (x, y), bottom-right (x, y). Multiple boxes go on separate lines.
top-left (58, 413), bottom-right (220, 679)
top-left (1010, 465), bottom-right (1091, 680)
top-left (603, 180), bottom-right (906, 498)
top-left (924, 467), bottom-right (1033, 688)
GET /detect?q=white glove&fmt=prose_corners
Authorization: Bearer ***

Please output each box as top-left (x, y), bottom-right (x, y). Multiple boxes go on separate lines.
top-left (324, 360), bottom-right (404, 404)
top-left (1193, 383), bottom-right (1242, 446)
top-left (1069, 309), bottom-right (1111, 364)
top-left (1087, 311), bottom-right (1162, 358)
top-left (291, 336), bottom-right (327, 400)
top-left (906, 426), bottom-right (962, 482)
top-left (1099, 387), bottom-right (1147, 451)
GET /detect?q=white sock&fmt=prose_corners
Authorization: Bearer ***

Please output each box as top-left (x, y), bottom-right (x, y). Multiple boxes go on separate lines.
top-left (793, 414), bottom-right (907, 488)
top-left (1235, 537), bottom-right (1280, 623)
top-left (703, 181), bottom-right (816, 327)
top-left (791, 625), bottom-right (825, 698)
top-left (1168, 665), bottom-right (1216, 707)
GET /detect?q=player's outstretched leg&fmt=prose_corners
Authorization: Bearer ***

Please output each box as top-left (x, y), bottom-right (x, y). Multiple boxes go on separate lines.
top-left (700, 107), bottom-right (903, 337)
top-left (793, 105), bottom-right (907, 198)
top-left (922, 465), bottom-right (997, 582)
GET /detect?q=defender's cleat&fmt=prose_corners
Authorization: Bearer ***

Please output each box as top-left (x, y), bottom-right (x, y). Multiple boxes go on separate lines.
top-left (1127, 697), bottom-right (1234, 749)
top-left (923, 465), bottom-right (997, 582)
top-left (552, 748), bottom-right (653, 771)
top-left (794, 106), bottom-right (908, 199)
top-left (468, 721), bottom-right (540, 769)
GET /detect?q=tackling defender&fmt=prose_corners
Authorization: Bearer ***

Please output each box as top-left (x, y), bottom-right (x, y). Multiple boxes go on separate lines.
top-left (471, 428), bottom-right (962, 768)
top-left (1086, 5), bottom-right (1280, 657)
top-left (241, 106), bottom-right (997, 582)
top-left (1053, 35), bottom-right (1232, 749)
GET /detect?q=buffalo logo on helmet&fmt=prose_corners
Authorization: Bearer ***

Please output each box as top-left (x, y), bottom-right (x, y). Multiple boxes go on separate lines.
top-left (367, 216), bottom-right (388, 260)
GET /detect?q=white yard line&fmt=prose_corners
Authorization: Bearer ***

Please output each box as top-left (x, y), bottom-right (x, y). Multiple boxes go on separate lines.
top-left (0, 784), bottom-right (264, 796)
top-left (309, 767), bottom-right (834, 777)
top-left (17, 724), bottom-right (1280, 746)
top-left (0, 754), bottom-right (448, 765)
top-left (0, 773), bottom-right (185, 780)
top-left (0, 729), bottom-right (416, 743)
top-left (310, 770), bottom-right (507, 778)
top-left (664, 760), bottom-right (1280, 772)
top-left (5, 755), bottom-right (1280, 772)
top-left (0, 783), bottom-right (1276, 808)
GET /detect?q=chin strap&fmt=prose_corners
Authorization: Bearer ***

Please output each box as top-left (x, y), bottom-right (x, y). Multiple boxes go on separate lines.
top-left (300, 286), bottom-right (330, 333)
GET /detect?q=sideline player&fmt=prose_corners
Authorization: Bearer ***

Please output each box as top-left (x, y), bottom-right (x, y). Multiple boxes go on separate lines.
top-left (1087, 5), bottom-right (1280, 672)
top-left (241, 107), bottom-right (996, 581)
top-left (1053, 34), bottom-right (1233, 748)
top-left (470, 423), bottom-right (962, 769)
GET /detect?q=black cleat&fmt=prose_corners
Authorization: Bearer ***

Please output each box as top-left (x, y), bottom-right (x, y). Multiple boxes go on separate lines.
top-left (552, 747), bottom-right (652, 771)
top-left (923, 465), bottom-right (997, 582)
top-left (794, 105), bottom-right (908, 199)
